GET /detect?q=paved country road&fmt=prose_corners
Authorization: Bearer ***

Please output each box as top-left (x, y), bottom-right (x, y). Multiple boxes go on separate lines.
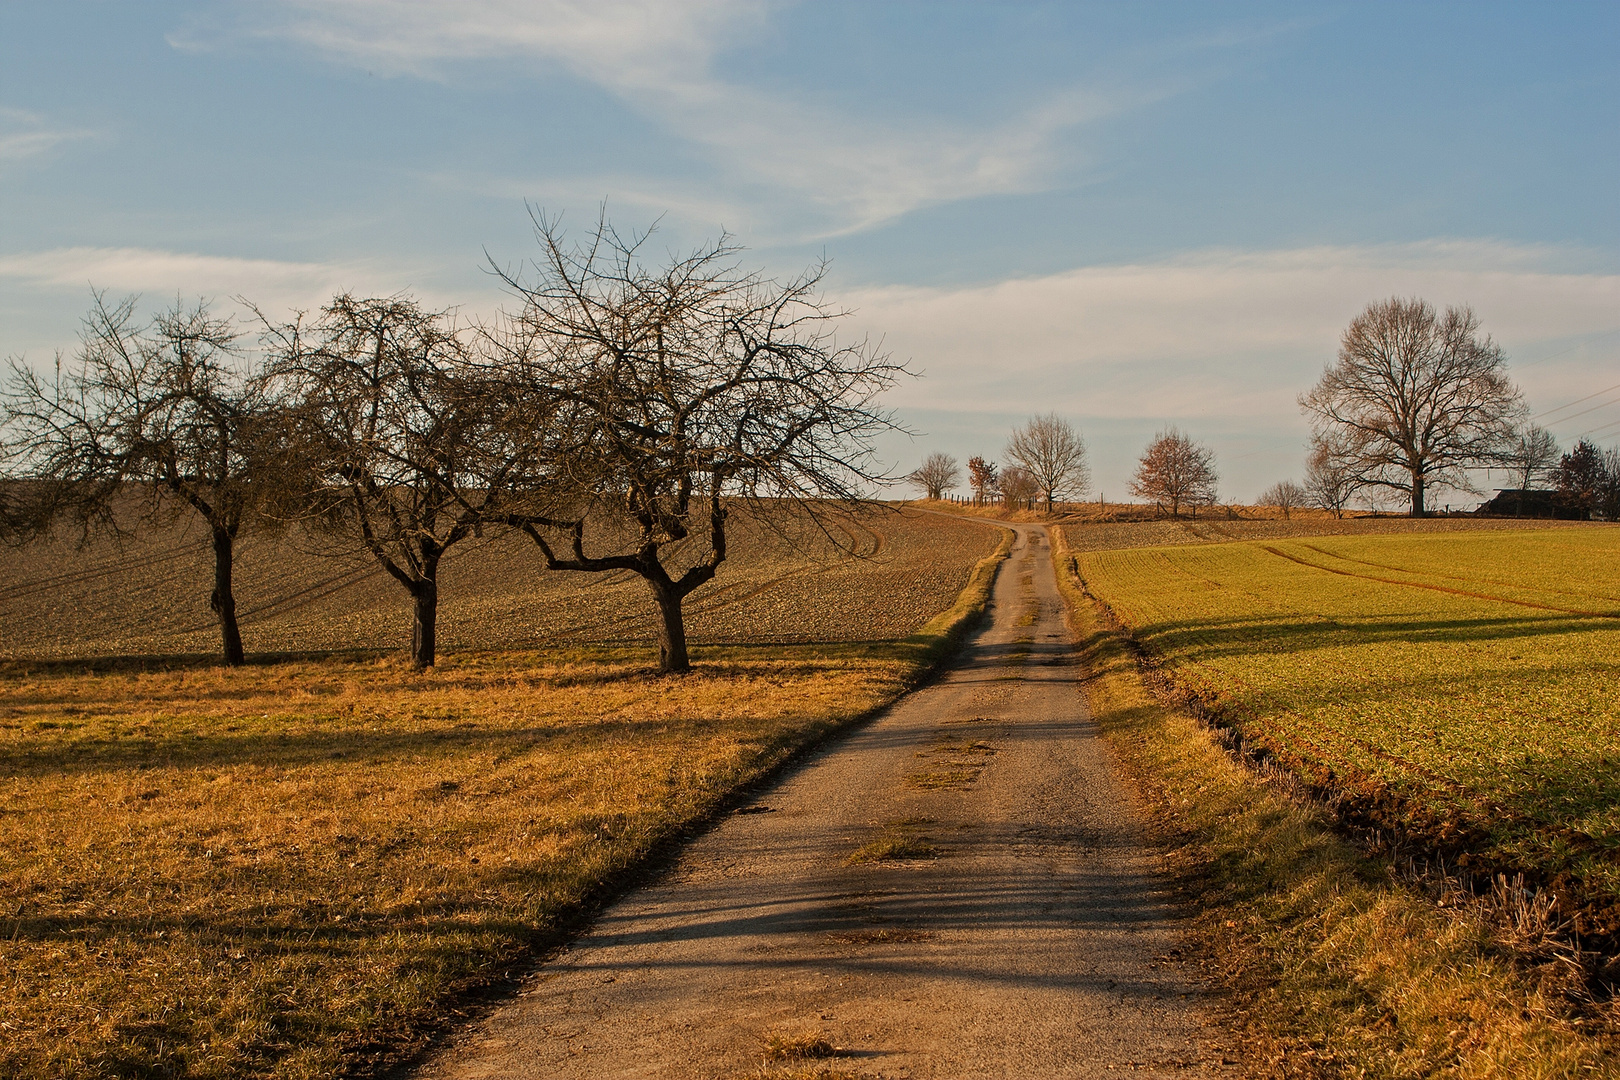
top-left (411, 524), bottom-right (1237, 1079)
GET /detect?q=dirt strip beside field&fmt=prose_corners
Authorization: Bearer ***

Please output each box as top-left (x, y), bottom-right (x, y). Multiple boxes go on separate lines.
top-left (407, 525), bottom-right (1235, 1080)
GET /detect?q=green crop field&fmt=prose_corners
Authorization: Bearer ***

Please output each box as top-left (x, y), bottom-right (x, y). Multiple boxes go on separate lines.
top-left (1070, 525), bottom-right (1620, 940)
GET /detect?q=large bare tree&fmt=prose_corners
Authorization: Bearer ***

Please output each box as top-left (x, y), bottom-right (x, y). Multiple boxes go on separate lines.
top-left (490, 214), bottom-right (904, 674)
top-left (1005, 413), bottom-right (1088, 513)
top-left (908, 452), bottom-right (959, 500)
top-left (1129, 427), bottom-right (1218, 517)
top-left (263, 293), bottom-right (517, 670)
top-left (3, 293), bottom-right (279, 665)
top-left (1301, 298), bottom-right (1524, 516)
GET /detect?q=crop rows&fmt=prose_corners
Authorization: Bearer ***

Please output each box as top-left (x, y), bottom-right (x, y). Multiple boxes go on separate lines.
top-left (0, 504), bottom-right (997, 660)
top-left (1071, 525), bottom-right (1620, 939)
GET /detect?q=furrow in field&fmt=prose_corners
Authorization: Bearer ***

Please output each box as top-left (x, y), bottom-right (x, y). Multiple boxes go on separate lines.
top-left (1294, 540), bottom-right (1620, 608)
top-left (1257, 543), bottom-right (1615, 618)
top-left (1076, 526), bottom-right (1620, 943)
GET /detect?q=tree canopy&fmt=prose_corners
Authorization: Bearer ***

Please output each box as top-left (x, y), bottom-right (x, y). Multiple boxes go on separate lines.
top-left (1301, 298), bottom-right (1524, 516)
top-left (1129, 428), bottom-right (1217, 517)
top-left (488, 213), bottom-right (905, 673)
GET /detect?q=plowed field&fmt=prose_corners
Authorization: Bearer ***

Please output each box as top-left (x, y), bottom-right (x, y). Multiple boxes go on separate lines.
top-left (1, 504), bottom-right (995, 660)
top-left (1070, 524), bottom-right (1620, 939)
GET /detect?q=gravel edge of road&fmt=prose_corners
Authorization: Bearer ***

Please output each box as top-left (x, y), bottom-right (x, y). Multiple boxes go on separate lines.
top-left (364, 523), bottom-right (1017, 1080)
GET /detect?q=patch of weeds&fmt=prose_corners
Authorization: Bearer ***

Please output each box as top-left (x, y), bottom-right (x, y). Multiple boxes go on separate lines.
top-left (847, 821), bottom-right (938, 864)
top-left (933, 739), bottom-right (996, 756)
top-left (763, 1029), bottom-right (836, 1060)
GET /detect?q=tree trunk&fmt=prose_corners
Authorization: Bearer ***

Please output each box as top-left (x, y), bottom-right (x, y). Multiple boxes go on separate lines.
top-left (410, 577), bottom-right (438, 670)
top-left (209, 525), bottom-right (245, 667)
top-left (1411, 472), bottom-right (1426, 516)
top-left (649, 579), bottom-right (690, 674)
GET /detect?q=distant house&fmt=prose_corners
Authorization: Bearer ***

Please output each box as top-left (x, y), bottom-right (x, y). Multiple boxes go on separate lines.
top-left (1476, 489), bottom-right (1588, 519)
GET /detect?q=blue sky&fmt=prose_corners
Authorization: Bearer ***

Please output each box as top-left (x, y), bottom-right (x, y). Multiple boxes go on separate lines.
top-left (3, 1), bottom-right (1617, 502)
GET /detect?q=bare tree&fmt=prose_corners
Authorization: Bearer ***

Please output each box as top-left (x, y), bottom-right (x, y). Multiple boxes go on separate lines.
top-left (1303, 436), bottom-right (1359, 518)
top-left (1502, 424), bottom-right (1560, 515)
top-left (263, 293), bottom-right (514, 670)
top-left (1257, 480), bottom-right (1306, 519)
top-left (3, 293), bottom-right (280, 665)
top-left (908, 451), bottom-right (960, 500)
top-left (490, 213), bottom-right (904, 674)
top-left (966, 456), bottom-right (997, 505)
top-left (1005, 412), bottom-right (1088, 513)
top-left (1301, 298), bottom-right (1524, 516)
top-left (1129, 428), bottom-right (1218, 517)
top-left (999, 465), bottom-right (1038, 509)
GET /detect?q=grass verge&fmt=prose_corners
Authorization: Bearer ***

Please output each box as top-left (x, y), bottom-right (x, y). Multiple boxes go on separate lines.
top-left (0, 528), bottom-right (1013, 1080)
top-left (1048, 526), bottom-right (1619, 1078)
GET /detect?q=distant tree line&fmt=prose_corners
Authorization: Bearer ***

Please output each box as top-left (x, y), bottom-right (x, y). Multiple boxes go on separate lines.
top-left (910, 416), bottom-right (1223, 518)
top-left (0, 214), bottom-right (903, 673)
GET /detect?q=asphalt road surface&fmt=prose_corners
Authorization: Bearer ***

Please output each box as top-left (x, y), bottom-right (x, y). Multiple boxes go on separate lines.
top-left (412, 523), bottom-right (1235, 1079)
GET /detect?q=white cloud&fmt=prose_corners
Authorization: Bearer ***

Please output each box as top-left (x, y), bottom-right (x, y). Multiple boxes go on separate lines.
top-left (0, 246), bottom-right (410, 308)
top-left (844, 241), bottom-right (1620, 499)
top-left (0, 106), bottom-right (95, 164)
top-left (837, 239), bottom-right (1620, 427)
top-left (187, 0), bottom-right (1146, 237)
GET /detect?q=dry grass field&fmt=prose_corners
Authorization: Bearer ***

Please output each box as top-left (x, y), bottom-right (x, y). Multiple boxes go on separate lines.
top-left (1066, 521), bottom-right (1620, 942)
top-left (0, 505), bottom-right (1007, 1079)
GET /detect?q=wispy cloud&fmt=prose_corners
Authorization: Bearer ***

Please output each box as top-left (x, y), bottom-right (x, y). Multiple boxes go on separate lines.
top-left (180, 1), bottom-right (1157, 237)
top-left (0, 246), bottom-right (438, 320)
top-left (0, 107), bottom-right (96, 164)
top-left (838, 240), bottom-right (1620, 419)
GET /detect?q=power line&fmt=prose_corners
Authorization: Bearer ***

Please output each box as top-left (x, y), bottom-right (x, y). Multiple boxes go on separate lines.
top-left (1530, 376), bottom-right (1620, 423)
top-left (1578, 417), bottom-right (1620, 441)
top-left (1516, 327), bottom-right (1620, 370)
top-left (1543, 393), bottom-right (1620, 430)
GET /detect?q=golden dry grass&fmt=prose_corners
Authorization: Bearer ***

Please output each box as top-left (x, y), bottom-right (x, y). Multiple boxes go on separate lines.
top-left (0, 647), bottom-right (924, 1078)
top-left (1050, 526), bottom-right (1620, 1078)
top-left (0, 519), bottom-right (1014, 1079)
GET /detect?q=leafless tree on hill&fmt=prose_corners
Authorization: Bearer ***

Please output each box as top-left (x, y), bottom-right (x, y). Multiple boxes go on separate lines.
top-left (1300, 298), bottom-right (1525, 516)
top-left (966, 456), bottom-right (997, 505)
top-left (1005, 413), bottom-right (1088, 513)
top-left (1129, 428), bottom-right (1218, 517)
top-left (487, 212), bottom-right (905, 674)
top-left (1304, 436), bottom-right (1360, 518)
top-left (261, 293), bottom-right (523, 670)
top-left (2, 293), bottom-right (283, 665)
top-left (1502, 424), bottom-right (1560, 515)
top-left (1257, 480), bottom-right (1306, 519)
top-left (908, 451), bottom-right (960, 500)
top-left (999, 465), bottom-right (1038, 510)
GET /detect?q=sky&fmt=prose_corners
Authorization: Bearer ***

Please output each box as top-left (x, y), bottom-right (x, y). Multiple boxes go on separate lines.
top-left (2, 1), bottom-right (1617, 504)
